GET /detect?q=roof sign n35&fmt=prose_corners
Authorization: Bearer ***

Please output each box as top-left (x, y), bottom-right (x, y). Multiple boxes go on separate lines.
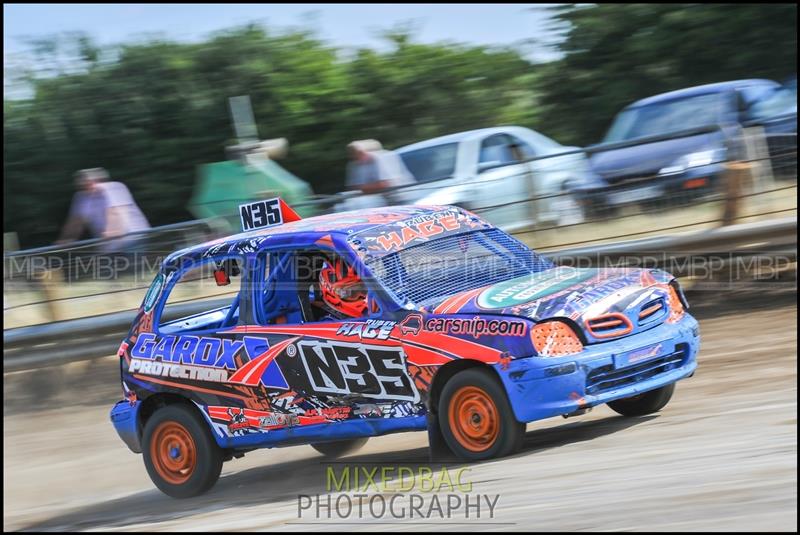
top-left (239, 197), bottom-right (303, 232)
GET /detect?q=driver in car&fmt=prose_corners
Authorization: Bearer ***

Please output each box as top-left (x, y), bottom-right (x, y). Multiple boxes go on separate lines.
top-left (317, 256), bottom-right (369, 320)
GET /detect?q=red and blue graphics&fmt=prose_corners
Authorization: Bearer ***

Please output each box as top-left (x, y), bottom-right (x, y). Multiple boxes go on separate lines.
top-left (112, 205), bottom-right (699, 452)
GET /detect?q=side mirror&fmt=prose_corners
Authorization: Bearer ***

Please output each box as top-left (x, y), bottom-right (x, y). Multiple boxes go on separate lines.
top-left (213, 270), bottom-right (231, 286)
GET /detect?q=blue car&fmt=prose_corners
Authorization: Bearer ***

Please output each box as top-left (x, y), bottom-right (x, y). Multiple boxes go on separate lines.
top-left (746, 76), bottom-right (797, 180)
top-left (111, 200), bottom-right (699, 497)
top-left (588, 79), bottom-right (781, 208)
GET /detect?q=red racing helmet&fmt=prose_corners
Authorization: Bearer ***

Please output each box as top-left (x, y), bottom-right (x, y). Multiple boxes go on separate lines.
top-left (319, 257), bottom-right (368, 318)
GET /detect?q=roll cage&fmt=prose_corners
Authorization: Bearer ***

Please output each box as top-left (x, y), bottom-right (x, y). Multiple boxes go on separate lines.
top-left (154, 232), bottom-right (407, 334)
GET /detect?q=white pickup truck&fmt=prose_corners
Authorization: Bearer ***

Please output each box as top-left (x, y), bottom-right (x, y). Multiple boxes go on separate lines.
top-left (392, 126), bottom-right (600, 231)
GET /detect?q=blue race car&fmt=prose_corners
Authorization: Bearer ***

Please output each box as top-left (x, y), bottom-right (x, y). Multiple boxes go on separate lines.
top-left (111, 199), bottom-right (699, 497)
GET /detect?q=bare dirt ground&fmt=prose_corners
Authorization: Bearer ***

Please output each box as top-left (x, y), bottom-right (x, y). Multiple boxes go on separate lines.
top-left (3, 293), bottom-right (797, 532)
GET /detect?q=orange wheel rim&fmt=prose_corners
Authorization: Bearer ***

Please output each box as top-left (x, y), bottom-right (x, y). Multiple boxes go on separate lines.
top-left (448, 386), bottom-right (499, 452)
top-left (150, 421), bottom-right (196, 485)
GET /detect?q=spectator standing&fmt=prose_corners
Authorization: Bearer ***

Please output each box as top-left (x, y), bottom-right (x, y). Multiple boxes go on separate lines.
top-left (344, 139), bottom-right (416, 208)
top-left (56, 168), bottom-right (151, 251)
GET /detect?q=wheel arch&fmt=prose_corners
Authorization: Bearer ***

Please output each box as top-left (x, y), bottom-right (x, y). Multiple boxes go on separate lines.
top-left (138, 392), bottom-right (199, 435)
top-left (427, 358), bottom-right (502, 415)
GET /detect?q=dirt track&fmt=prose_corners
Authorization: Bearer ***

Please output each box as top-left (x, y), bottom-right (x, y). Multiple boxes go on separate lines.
top-left (3, 295), bottom-right (797, 531)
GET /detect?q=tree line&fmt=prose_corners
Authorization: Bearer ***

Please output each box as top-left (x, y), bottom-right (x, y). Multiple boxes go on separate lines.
top-left (4, 4), bottom-right (796, 247)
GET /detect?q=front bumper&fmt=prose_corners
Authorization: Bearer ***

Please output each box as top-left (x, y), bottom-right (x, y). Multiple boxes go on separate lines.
top-left (655, 163), bottom-right (724, 195)
top-left (110, 399), bottom-right (143, 453)
top-left (495, 314), bottom-right (700, 424)
top-left (582, 163), bottom-right (724, 207)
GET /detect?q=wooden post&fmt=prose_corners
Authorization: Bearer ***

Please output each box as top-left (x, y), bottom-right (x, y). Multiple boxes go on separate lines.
top-left (509, 143), bottom-right (539, 231)
top-left (720, 161), bottom-right (751, 226)
top-left (741, 125), bottom-right (775, 194)
top-left (33, 267), bottom-right (65, 322)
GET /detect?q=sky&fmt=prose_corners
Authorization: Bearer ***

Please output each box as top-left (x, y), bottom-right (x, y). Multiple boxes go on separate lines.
top-left (3, 3), bottom-right (566, 59)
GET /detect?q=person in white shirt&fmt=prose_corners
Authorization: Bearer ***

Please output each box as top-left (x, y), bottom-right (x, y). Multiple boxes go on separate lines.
top-left (56, 168), bottom-right (151, 252)
top-left (344, 140), bottom-right (416, 208)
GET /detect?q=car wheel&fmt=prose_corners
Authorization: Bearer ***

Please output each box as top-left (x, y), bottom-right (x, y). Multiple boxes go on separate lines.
top-left (552, 182), bottom-right (586, 225)
top-left (311, 438), bottom-right (369, 458)
top-left (581, 192), bottom-right (613, 219)
top-left (607, 383), bottom-right (675, 417)
top-left (438, 368), bottom-right (525, 461)
top-left (640, 196), bottom-right (672, 211)
top-left (142, 404), bottom-right (223, 498)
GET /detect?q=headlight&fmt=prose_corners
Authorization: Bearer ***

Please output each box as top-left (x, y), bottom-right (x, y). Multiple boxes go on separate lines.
top-left (531, 320), bottom-right (584, 357)
top-left (685, 149), bottom-right (717, 168)
top-left (666, 283), bottom-right (686, 323)
top-left (658, 149), bottom-right (726, 176)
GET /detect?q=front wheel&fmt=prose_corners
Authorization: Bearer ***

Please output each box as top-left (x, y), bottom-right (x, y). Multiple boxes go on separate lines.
top-left (311, 438), bottom-right (368, 458)
top-left (607, 383), bottom-right (675, 417)
top-left (551, 184), bottom-right (587, 226)
top-left (438, 368), bottom-right (525, 461)
top-left (142, 404), bottom-right (223, 498)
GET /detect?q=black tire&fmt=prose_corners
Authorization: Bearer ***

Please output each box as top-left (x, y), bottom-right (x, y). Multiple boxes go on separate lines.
top-left (607, 383), bottom-right (675, 417)
top-left (438, 368), bottom-right (525, 461)
top-left (640, 196), bottom-right (672, 211)
top-left (310, 437), bottom-right (368, 458)
top-left (583, 194), bottom-right (615, 220)
top-left (142, 404), bottom-right (224, 498)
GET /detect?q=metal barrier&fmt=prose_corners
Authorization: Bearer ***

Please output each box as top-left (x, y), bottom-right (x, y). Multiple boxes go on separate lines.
top-left (3, 216), bottom-right (796, 371)
top-left (4, 218), bottom-right (221, 279)
top-left (4, 219), bottom-right (224, 324)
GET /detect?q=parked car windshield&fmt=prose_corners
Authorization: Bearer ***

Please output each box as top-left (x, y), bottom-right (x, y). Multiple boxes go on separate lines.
top-left (399, 143), bottom-right (458, 183)
top-left (365, 228), bottom-right (554, 307)
top-left (604, 92), bottom-right (727, 143)
top-left (515, 130), bottom-right (562, 152)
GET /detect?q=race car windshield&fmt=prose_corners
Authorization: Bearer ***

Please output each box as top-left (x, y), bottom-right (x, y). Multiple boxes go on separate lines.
top-left (365, 228), bottom-right (554, 307)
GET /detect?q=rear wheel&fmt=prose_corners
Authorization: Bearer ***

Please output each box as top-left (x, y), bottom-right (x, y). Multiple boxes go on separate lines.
top-left (311, 438), bottom-right (368, 458)
top-left (438, 368), bottom-right (525, 461)
top-left (142, 404), bottom-right (223, 498)
top-left (607, 383), bottom-right (675, 417)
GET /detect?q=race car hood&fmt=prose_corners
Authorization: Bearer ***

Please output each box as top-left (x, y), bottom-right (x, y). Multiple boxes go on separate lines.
top-left (425, 266), bottom-right (679, 343)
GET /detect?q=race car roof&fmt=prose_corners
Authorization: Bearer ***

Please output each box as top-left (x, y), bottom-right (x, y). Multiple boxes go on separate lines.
top-left (165, 205), bottom-right (492, 263)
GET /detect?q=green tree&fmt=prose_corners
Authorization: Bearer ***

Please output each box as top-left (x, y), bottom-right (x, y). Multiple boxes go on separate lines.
top-left (536, 3), bottom-right (798, 146)
top-left (7, 5), bottom-right (795, 248)
top-left (4, 25), bottom-right (539, 247)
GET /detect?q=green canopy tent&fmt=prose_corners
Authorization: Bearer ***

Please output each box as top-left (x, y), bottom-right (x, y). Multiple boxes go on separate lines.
top-left (189, 155), bottom-right (315, 234)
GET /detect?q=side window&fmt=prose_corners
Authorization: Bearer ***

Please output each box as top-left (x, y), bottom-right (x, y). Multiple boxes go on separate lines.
top-left (157, 256), bottom-right (244, 335)
top-left (508, 135), bottom-right (537, 160)
top-left (478, 134), bottom-right (518, 169)
top-left (257, 249), bottom-right (372, 325)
